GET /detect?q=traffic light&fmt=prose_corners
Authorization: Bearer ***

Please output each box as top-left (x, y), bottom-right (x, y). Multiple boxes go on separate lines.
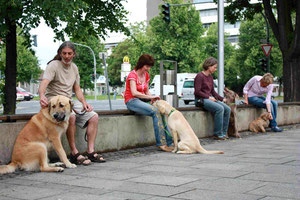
top-left (162, 3), bottom-right (171, 23)
top-left (32, 35), bottom-right (37, 47)
top-left (259, 58), bottom-right (267, 72)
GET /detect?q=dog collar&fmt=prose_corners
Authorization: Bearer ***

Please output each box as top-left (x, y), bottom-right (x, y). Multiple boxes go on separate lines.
top-left (168, 108), bottom-right (176, 117)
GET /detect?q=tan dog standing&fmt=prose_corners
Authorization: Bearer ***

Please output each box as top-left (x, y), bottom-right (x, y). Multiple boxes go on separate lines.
top-left (153, 100), bottom-right (224, 154)
top-left (0, 95), bottom-right (76, 174)
top-left (249, 112), bottom-right (270, 133)
top-left (223, 87), bottom-right (241, 138)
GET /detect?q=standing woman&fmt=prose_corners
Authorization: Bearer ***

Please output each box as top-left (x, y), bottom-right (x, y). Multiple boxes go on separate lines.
top-left (124, 54), bottom-right (173, 152)
top-left (243, 73), bottom-right (282, 132)
top-left (194, 57), bottom-right (231, 140)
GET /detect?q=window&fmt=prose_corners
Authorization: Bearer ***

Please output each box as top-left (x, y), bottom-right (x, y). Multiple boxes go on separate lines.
top-left (183, 81), bottom-right (194, 88)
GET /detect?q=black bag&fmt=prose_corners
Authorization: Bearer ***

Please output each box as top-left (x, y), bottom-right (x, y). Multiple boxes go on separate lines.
top-left (195, 98), bottom-right (204, 107)
top-left (139, 98), bottom-right (151, 103)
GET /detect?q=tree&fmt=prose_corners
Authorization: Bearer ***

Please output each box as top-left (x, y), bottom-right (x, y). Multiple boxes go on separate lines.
top-left (107, 22), bottom-right (150, 87)
top-left (73, 36), bottom-right (105, 94)
top-left (225, 13), bottom-right (282, 94)
top-left (0, 0), bottom-right (128, 114)
top-left (147, 0), bottom-right (205, 75)
top-left (222, 0), bottom-right (299, 102)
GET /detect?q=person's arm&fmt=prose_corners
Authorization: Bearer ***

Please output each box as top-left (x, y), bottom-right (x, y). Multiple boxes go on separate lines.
top-left (73, 83), bottom-right (93, 112)
top-left (244, 93), bottom-right (249, 105)
top-left (243, 76), bottom-right (255, 105)
top-left (130, 80), bottom-right (159, 100)
top-left (38, 79), bottom-right (50, 108)
top-left (265, 84), bottom-right (274, 119)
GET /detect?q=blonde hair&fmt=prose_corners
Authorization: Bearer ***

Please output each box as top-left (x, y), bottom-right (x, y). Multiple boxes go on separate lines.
top-left (261, 73), bottom-right (274, 85)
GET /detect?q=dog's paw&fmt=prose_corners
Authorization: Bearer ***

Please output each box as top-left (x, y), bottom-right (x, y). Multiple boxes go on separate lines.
top-left (66, 163), bottom-right (77, 169)
top-left (172, 150), bottom-right (177, 153)
top-left (55, 167), bottom-right (64, 172)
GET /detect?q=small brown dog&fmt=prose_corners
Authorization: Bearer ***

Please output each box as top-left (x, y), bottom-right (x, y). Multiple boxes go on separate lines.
top-left (249, 112), bottom-right (270, 133)
top-left (0, 95), bottom-right (76, 174)
top-left (223, 87), bottom-right (241, 138)
top-left (153, 100), bottom-right (224, 154)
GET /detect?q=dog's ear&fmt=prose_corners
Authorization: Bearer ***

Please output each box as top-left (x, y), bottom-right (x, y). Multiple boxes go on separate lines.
top-left (69, 100), bottom-right (74, 112)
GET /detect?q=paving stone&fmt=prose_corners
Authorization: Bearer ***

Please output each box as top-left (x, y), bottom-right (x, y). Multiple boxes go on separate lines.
top-left (247, 182), bottom-right (300, 199)
top-left (138, 165), bottom-right (191, 174)
top-left (80, 191), bottom-right (153, 200)
top-left (239, 172), bottom-right (299, 184)
top-left (114, 181), bottom-right (193, 197)
top-left (0, 185), bottom-right (65, 200)
top-left (127, 174), bottom-right (199, 186)
top-left (172, 188), bottom-right (263, 200)
top-left (182, 177), bottom-right (266, 193)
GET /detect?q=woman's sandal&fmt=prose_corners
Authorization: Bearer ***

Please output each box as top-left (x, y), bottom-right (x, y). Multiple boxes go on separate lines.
top-left (69, 153), bottom-right (91, 165)
top-left (84, 152), bottom-right (106, 163)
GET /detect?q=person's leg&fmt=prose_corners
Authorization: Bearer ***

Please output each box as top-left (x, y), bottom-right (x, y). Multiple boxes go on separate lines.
top-left (269, 100), bottom-right (278, 127)
top-left (67, 114), bottom-right (91, 165)
top-left (216, 101), bottom-right (231, 136)
top-left (126, 99), bottom-right (172, 151)
top-left (203, 99), bottom-right (225, 138)
top-left (83, 113), bottom-right (105, 162)
top-left (248, 96), bottom-right (266, 108)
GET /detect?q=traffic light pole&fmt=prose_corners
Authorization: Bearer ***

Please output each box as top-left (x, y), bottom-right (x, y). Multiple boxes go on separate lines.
top-left (261, 12), bottom-right (270, 73)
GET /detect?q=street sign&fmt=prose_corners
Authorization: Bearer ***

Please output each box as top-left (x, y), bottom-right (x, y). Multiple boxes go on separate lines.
top-left (261, 44), bottom-right (273, 57)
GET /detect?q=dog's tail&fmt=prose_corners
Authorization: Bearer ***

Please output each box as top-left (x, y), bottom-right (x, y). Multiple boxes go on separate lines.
top-left (0, 162), bottom-right (17, 174)
top-left (197, 146), bottom-right (224, 154)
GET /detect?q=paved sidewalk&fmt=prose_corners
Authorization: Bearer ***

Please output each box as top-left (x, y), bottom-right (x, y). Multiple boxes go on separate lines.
top-left (0, 125), bottom-right (299, 200)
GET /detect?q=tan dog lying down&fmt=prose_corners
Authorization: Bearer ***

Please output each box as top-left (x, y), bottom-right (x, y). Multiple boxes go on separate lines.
top-left (0, 95), bottom-right (76, 174)
top-left (153, 100), bottom-right (224, 154)
top-left (249, 112), bottom-right (270, 133)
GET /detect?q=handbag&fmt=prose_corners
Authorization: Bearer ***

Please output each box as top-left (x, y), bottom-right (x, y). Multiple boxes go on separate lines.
top-left (195, 98), bottom-right (204, 107)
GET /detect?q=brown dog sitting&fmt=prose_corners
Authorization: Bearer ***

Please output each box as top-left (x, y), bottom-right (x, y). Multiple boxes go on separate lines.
top-left (0, 95), bottom-right (76, 174)
top-left (249, 112), bottom-right (270, 133)
top-left (223, 87), bottom-right (241, 138)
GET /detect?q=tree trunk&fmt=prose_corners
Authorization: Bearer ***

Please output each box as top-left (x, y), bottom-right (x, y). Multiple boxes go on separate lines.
top-left (4, 18), bottom-right (17, 115)
top-left (283, 56), bottom-right (300, 102)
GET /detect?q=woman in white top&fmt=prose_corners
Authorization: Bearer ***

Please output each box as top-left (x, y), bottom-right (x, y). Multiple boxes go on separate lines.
top-left (243, 73), bottom-right (282, 132)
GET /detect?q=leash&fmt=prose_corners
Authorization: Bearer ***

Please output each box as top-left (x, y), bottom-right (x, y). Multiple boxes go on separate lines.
top-left (162, 108), bottom-right (177, 138)
top-left (73, 108), bottom-right (88, 142)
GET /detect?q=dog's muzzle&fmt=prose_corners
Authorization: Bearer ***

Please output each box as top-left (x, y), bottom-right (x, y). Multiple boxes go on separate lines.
top-left (53, 112), bottom-right (66, 122)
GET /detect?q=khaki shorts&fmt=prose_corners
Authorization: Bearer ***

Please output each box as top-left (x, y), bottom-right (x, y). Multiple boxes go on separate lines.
top-left (72, 100), bottom-right (97, 128)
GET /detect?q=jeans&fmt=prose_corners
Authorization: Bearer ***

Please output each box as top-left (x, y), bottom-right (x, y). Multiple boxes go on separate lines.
top-left (248, 96), bottom-right (278, 128)
top-left (202, 99), bottom-right (231, 137)
top-left (126, 98), bottom-right (173, 146)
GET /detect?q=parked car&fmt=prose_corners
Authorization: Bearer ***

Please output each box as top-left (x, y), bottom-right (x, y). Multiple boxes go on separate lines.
top-left (16, 92), bottom-right (25, 101)
top-left (16, 87), bottom-right (34, 101)
top-left (181, 79), bottom-right (219, 105)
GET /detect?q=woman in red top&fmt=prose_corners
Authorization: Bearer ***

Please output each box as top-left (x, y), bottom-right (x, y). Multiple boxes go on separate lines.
top-left (125, 54), bottom-right (173, 152)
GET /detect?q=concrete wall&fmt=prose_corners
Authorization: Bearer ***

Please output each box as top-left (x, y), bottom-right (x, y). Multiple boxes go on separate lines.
top-left (0, 103), bottom-right (299, 164)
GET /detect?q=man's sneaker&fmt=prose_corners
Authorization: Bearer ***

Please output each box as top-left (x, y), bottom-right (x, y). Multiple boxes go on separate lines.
top-left (271, 126), bottom-right (283, 132)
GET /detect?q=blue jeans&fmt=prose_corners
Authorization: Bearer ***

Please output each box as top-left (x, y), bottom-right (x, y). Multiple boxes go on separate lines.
top-left (248, 96), bottom-right (278, 128)
top-left (201, 99), bottom-right (231, 137)
top-left (126, 98), bottom-right (173, 146)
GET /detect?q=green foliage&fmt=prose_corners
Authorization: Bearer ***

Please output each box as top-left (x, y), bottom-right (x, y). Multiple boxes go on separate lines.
top-left (0, 30), bottom-right (42, 83)
top-left (73, 36), bottom-right (105, 93)
top-left (147, 0), bottom-right (205, 75)
top-left (224, 14), bottom-right (282, 93)
top-left (107, 22), bottom-right (150, 87)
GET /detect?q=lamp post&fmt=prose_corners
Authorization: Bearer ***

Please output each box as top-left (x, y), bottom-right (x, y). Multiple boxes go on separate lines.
top-left (99, 52), bottom-right (112, 110)
top-left (73, 43), bottom-right (97, 100)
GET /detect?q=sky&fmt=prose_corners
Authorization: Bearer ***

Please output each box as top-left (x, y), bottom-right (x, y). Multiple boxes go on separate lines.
top-left (30, 0), bottom-right (147, 70)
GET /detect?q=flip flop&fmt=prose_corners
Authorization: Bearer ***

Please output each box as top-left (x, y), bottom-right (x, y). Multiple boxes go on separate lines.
top-left (84, 152), bottom-right (106, 163)
top-left (69, 153), bottom-right (91, 165)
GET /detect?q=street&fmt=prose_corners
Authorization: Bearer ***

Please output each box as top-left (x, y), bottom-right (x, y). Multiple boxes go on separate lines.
top-left (15, 99), bottom-right (196, 114)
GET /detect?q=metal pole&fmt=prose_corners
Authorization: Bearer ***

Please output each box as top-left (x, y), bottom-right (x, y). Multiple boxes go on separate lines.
top-left (261, 12), bottom-right (270, 73)
top-left (100, 53), bottom-right (112, 110)
top-left (73, 43), bottom-right (97, 100)
top-left (218, 0), bottom-right (225, 95)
